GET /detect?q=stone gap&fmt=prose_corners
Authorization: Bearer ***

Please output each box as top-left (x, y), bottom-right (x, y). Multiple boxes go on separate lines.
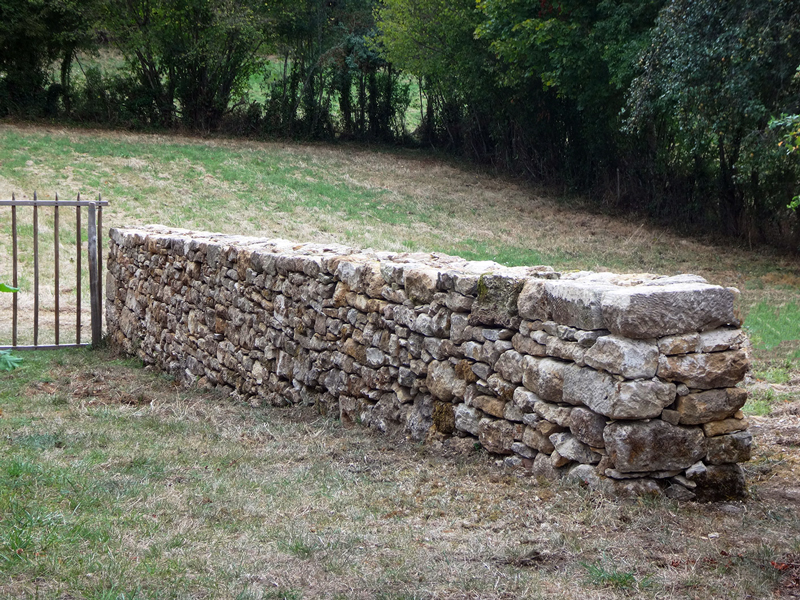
top-left (106, 225), bottom-right (753, 501)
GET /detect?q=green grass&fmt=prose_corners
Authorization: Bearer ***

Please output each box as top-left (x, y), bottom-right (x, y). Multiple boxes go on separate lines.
top-left (745, 301), bottom-right (800, 354)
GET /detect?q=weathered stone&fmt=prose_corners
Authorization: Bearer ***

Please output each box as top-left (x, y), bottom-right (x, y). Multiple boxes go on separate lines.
top-left (657, 349), bottom-right (750, 389)
top-left (533, 400), bottom-right (573, 427)
top-left (658, 333), bottom-right (700, 355)
top-left (486, 373), bottom-right (516, 401)
top-left (665, 484), bottom-right (696, 501)
top-left (494, 350), bottom-right (524, 383)
top-left (549, 432), bottom-right (601, 464)
top-left (688, 463), bottom-right (748, 502)
top-left (575, 329), bottom-right (609, 348)
top-left (470, 273), bottom-right (524, 328)
top-left (546, 337), bottom-right (586, 365)
top-left (601, 283), bottom-right (737, 339)
top-left (511, 441), bottom-right (537, 459)
top-left (521, 355), bottom-right (541, 394)
top-left (604, 420), bottom-right (706, 473)
top-left (406, 395), bottom-right (434, 441)
top-left (512, 333), bottom-right (547, 356)
top-left (513, 387), bottom-right (539, 413)
top-left (661, 409), bottom-right (681, 426)
top-left (537, 358), bottom-right (566, 402)
top-left (517, 279), bottom-right (548, 321)
top-left (545, 280), bottom-right (615, 330)
top-left (478, 418), bottom-right (518, 455)
top-left (567, 464), bottom-right (662, 498)
top-left (404, 267), bottom-right (439, 305)
top-left (503, 401), bottom-right (525, 422)
top-left (531, 452), bottom-right (563, 480)
top-left (454, 403), bottom-right (481, 436)
top-left (584, 335), bottom-right (658, 379)
top-left (523, 426), bottom-right (556, 453)
top-left (698, 328), bottom-right (746, 353)
top-left (706, 431), bottom-right (752, 464)
top-left (471, 395), bottom-right (506, 419)
top-left (550, 449), bottom-right (571, 468)
top-left (675, 388), bottom-right (748, 424)
top-left (702, 417), bottom-right (749, 437)
top-left (569, 407), bottom-right (607, 448)
top-left (425, 360), bottom-right (458, 402)
top-left (562, 365), bottom-right (614, 410)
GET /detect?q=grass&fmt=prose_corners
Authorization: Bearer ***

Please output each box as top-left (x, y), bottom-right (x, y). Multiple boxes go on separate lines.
top-left (0, 348), bottom-right (797, 599)
top-left (0, 122), bottom-right (798, 597)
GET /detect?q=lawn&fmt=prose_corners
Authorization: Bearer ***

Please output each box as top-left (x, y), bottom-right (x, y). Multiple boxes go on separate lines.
top-left (0, 122), bottom-right (799, 598)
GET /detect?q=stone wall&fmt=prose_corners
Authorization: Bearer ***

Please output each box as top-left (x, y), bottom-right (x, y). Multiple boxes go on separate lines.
top-left (106, 225), bottom-right (753, 501)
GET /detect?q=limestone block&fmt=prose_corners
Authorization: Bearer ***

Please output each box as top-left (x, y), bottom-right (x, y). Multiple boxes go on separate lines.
top-left (706, 431), bottom-right (752, 464)
top-left (404, 266), bottom-right (439, 305)
top-left (495, 350), bottom-right (524, 383)
top-left (537, 358), bottom-right (566, 402)
top-left (702, 417), bottom-right (748, 437)
top-left (469, 273), bottom-right (524, 328)
top-left (478, 418), bottom-right (519, 455)
top-left (523, 426), bottom-right (555, 453)
top-left (675, 388), bottom-right (748, 424)
top-left (454, 403), bottom-right (480, 436)
top-left (604, 420), bottom-right (706, 473)
top-left (532, 400), bottom-right (573, 427)
top-left (549, 432), bottom-right (601, 464)
top-left (698, 328), bottom-right (746, 353)
top-left (584, 335), bottom-right (658, 379)
top-left (517, 279), bottom-right (548, 321)
top-left (512, 387), bottom-right (540, 413)
top-left (569, 407), bottom-right (607, 448)
top-left (688, 463), bottom-right (748, 502)
top-left (657, 349), bottom-right (749, 389)
top-left (567, 464), bottom-right (662, 498)
top-left (601, 283), bottom-right (737, 339)
top-left (658, 333), bottom-right (700, 355)
top-left (425, 360), bottom-right (458, 402)
top-left (471, 395), bottom-right (506, 419)
top-left (544, 280), bottom-right (616, 330)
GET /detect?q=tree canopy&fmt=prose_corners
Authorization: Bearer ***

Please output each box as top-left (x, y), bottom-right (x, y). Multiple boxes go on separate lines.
top-left (0, 0), bottom-right (798, 248)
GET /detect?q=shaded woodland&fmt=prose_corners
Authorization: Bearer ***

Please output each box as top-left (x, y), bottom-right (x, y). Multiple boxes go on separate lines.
top-left (1, 0), bottom-right (799, 248)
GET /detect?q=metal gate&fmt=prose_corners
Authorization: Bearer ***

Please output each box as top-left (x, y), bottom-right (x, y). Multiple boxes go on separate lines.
top-left (0, 193), bottom-right (108, 350)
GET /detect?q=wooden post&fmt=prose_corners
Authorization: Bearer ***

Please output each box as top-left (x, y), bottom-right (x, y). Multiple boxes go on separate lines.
top-left (54, 193), bottom-right (60, 345)
top-left (11, 193), bottom-right (18, 347)
top-left (87, 202), bottom-right (101, 347)
top-left (33, 191), bottom-right (39, 346)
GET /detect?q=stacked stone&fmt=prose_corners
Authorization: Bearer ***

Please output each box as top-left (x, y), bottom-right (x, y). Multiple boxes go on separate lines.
top-left (106, 225), bottom-right (752, 501)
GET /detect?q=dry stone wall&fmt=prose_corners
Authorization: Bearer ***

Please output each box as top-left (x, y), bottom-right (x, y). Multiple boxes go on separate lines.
top-left (106, 225), bottom-right (753, 501)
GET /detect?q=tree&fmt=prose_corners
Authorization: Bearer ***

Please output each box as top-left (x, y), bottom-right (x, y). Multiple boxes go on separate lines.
top-left (102, 0), bottom-right (270, 129)
top-left (626, 0), bottom-right (800, 238)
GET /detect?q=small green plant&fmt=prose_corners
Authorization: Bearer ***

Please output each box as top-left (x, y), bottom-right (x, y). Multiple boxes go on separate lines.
top-left (0, 283), bottom-right (21, 371)
top-left (581, 560), bottom-right (638, 589)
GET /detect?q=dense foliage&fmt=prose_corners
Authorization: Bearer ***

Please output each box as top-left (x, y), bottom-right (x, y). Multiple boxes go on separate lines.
top-left (0, 0), bottom-right (798, 248)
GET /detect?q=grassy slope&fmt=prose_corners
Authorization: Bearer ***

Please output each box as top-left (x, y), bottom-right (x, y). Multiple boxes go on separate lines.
top-left (0, 123), bottom-right (798, 599)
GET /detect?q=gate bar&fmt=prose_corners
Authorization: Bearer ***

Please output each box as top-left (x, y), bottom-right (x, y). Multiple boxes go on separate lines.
top-left (11, 193), bottom-right (18, 347)
top-left (76, 196), bottom-right (81, 344)
top-left (87, 202), bottom-right (101, 347)
top-left (33, 192), bottom-right (39, 346)
top-left (54, 193), bottom-right (60, 345)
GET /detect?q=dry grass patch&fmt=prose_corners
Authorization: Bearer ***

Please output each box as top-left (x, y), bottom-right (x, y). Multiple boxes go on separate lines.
top-left (0, 350), bottom-right (798, 599)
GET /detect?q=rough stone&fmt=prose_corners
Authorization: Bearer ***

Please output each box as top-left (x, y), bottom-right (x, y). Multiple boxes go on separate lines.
top-left (706, 431), bottom-right (752, 465)
top-left (584, 335), bottom-right (658, 379)
top-left (702, 417), bottom-right (749, 437)
top-left (676, 388), bottom-right (748, 424)
top-left (545, 280), bottom-right (615, 330)
top-left (478, 418), bottom-right (520, 455)
top-left (569, 407), bottom-right (607, 448)
top-left (601, 283), bottom-right (737, 339)
top-left (688, 463), bottom-right (748, 502)
top-left (425, 360), bottom-right (458, 402)
top-left (536, 358), bottom-right (567, 402)
top-left (454, 403), bottom-right (481, 436)
top-left (657, 349), bottom-right (750, 389)
top-left (471, 395), bottom-right (506, 419)
top-left (523, 426), bottom-right (556, 454)
top-left (531, 452), bottom-right (563, 480)
top-left (494, 350), bottom-right (524, 383)
top-left (549, 432), bottom-right (601, 464)
top-left (533, 400), bottom-right (573, 427)
top-left (604, 420), bottom-right (706, 473)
